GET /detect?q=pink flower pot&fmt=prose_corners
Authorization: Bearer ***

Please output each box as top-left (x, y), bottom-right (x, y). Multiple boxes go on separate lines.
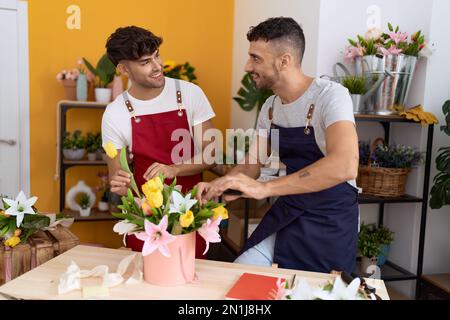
top-left (143, 231), bottom-right (196, 286)
top-left (62, 79), bottom-right (77, 100)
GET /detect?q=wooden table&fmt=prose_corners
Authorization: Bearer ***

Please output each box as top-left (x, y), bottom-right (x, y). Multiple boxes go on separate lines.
top-left (0, 245), bottom-right (389, 300)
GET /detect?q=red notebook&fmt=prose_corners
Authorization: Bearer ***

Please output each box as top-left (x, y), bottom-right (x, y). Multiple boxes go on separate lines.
top-left (225, 272), bottom-right (285, 300)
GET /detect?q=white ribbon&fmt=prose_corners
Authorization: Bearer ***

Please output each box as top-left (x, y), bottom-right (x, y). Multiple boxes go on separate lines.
top-left (58, 253), bottom-right (143, 295)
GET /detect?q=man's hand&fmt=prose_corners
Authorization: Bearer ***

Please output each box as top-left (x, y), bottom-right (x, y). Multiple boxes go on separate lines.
top-left (196, 173), bottom-right (270, 204)
top-left (144, 162), bottom-right (179, 181)
top-left (110, 170), bottom-right (131, 196)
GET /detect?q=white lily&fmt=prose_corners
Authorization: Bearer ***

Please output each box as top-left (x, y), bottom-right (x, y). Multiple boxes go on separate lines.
top-left (169, 191), bottom-right (197, 214)
top-left (113, 220), bottom-right (139, 246)
top-left (2, 191), bottom-right (38, 227)
top-left (313, 276), bottom-right (362, 300)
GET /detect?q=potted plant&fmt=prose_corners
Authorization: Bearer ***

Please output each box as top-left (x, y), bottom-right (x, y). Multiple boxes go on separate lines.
top-left (357, 138), bottom-right (422, 197)
top-left (62, 130), bottom-right (86, 160)
top-left (56, 69), bottom-right (80, 101)
top-left (345, 23), bottom-right (429, 115)
top-left (77, 192), bottom-right (92, 217)
top-left (341, 75), bottom-right (367, 113)
top-left (83, 54), bottom-right (116, 103)
top-left (430, 100), bottom-right (450, 209)
top-left (86, 132), bottom-right (101, 161)
top-left (358, 223), bottom-right (395, 272)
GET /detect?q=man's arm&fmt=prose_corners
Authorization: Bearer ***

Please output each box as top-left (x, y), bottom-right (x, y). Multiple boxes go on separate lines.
top-left (210, 121), bottom-right (358, 201)
top-left (263, 121), bottom-right (358, 196)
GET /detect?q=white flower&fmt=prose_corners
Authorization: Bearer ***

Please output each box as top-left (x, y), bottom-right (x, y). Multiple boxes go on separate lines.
top-left (113, 220), bottom-right (139, 246)
top-left (169, 191), bottom-right (197, 214)
top-left (2, 191), bottom-right (38, 227)
top-left (285, 276), bottom-right (364, 300)
top-left (365, 27), bottom-right (383, 41)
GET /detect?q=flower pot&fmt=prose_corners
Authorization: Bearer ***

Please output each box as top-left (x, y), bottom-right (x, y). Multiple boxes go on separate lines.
top-left (351, 94), bottom-right (364, 114)
top-left (76, 73), bottom-right (88, 101)
top-left (62, 79), bottom-right (77, 101)
top-left (377, 244), bottom-right (391, 266)
top-left (87, 152), bottom-right (97, 161)
top-left (63, 149), bottom-right (86, 160)
top-left (143, 232), bottom-right (196, 286)
top-left (355, 54), bottom-right (418, 115)
top-left (96, 149), bottom-right (104, 160)
top-left (98, 201), bottom-right (109, 212)
top-left (95, 88), bottom-right (112, 103)
top-left (360, 256), bottom-right (378, 274)
top-left (79, 207), bottom-right (91, 217)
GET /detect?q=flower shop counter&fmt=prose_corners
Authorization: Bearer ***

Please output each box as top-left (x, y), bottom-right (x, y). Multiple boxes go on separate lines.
top-left (0, 245), bottom-right (389, 300)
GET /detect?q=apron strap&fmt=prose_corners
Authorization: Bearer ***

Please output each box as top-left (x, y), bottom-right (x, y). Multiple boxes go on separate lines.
top-left (175, 79), bottom-right (184, 117)
top-left (122, 91), bottom-right (139, 122)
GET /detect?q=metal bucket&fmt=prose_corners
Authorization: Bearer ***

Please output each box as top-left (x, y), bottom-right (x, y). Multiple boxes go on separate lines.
top-left (355, 54), bottom-right (418, 115)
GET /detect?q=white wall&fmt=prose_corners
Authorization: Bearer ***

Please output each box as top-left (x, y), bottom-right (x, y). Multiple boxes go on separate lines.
top-left (231, 0), bottom-right (321, 129)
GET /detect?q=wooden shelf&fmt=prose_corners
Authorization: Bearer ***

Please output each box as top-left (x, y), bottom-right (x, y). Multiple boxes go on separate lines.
top-left (353, 259), bottom-right (416, 282)
top-left (62, 160), bottom-right (107, 167)
top-left (355, 113), bottom-right (421, 123)
top-left (58, 100), bottom-right (108, 109)
top-left (358, 194), bottom-right (423, 204)
top-left (63, 208), bottom-right (119, 222)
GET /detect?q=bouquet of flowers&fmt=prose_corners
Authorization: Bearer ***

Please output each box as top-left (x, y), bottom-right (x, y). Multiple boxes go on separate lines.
top-left (163, 60), bottom-right (197, 84)
top-left (371, 143), bottom-right (422, 169)
top-left (0, 191), bottom-right (73, 247)
top-left (345, 23), bottom-right (429, 62)
top-left (104, 142), bottom-right (228, 257)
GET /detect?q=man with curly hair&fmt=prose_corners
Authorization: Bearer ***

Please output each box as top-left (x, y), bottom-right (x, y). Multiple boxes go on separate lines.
top-left (197, 17), bottom-right (359, 274)
top-left (103, 26), bottom-right (215, 257)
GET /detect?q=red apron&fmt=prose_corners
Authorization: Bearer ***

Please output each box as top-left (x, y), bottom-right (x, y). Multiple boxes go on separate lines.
top-left (122, 81), bottom-right (206, 258)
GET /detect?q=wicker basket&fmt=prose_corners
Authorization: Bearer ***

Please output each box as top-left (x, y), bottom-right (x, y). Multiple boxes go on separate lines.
top-left (357, 138), bottom-right (411, 197)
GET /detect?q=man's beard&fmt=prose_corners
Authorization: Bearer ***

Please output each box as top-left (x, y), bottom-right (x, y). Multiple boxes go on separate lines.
top-left (251, 70), bottom-right (278, 90)
top-left (137, 75), bottom-right (165, 89)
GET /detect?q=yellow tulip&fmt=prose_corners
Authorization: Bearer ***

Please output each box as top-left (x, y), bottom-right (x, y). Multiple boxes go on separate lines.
top-left (14, 229), bottom-right (22, 237)
top-left (146, 190), bottom-right (163, 209)
top-left (4, 236), bottom-right (21, 247)
top-left (103, 141), bottom-right (118, 159)
top-left (179, 210), bottom-right (194, 228)
top-left (142, 177), bottom-right (163, 198)
top-left (212, 206), bottom-right (229, 220)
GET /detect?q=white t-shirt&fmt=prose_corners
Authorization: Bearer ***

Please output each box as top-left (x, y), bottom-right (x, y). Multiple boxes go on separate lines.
top-left (101, 77), bottom-right (215, 152)
top-left (256, 77), bottom-right (357, 187)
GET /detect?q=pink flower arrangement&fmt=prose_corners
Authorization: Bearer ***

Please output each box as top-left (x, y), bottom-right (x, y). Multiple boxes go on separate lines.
top-left (345, 23), bottom-right (427, 61)
top-left (109, 147), bottom-right (229, 257)
top-left (56, 58), bottom-right (95, 82)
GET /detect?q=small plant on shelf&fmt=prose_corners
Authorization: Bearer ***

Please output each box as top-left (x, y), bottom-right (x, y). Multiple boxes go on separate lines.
top-left (341, 75), bottom-right (367, 95)
top-left (62, 130), bottom-right (86, 161)
top-left (77, 192), bottom-right (92, 217)
top-left (86, 132), bottom-right (101, 161)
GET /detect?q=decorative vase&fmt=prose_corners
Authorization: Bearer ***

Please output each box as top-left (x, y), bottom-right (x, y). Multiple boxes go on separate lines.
top-left (87, 152), bottom-right (97, 161)
top-left (76, 73), bottom-right (88, 101)
top-left (360, 256), bottom-right (378, 274)
top-left (95, 88), bottom-right (112, 103)
top-left (62, 79), bottom-right (77, 100)
top-left (143, 232), bottom-right (196, 286)
top-left (79, 207), bottom-right (91, 217)
top-left (66, 180), bottom-right (96, 212)
top-left (377, 244), bottom-right (391, 266)
top-left (98, 201), bottom-right (109, 212)
top-left (63, 148), bottom-right (86, 160)
top-left (111, 75), bottom-right (124, 100)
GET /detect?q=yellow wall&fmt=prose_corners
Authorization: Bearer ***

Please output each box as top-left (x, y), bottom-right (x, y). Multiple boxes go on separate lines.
top-left (28, 0), bottom-right (234, 247)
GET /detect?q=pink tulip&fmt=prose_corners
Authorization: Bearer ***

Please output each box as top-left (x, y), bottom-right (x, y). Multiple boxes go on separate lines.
top-left (197, 217), bottom-right (222, 255)
top-left (135, 215), bottom-right (176, 257)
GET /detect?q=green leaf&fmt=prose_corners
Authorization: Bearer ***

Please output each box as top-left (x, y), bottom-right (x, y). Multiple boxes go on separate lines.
top-left (83, 58), bottom-right (97, 76)
top-left (119, 147), bottom-right (141, 197)
top-left (388, 22), bottom-right (394, 32)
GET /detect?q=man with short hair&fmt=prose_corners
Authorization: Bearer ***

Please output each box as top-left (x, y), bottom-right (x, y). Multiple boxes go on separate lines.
top-left (197, 17), bottom-right (359, 274)
top-left (103, 26), bottom-right (215, 256)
